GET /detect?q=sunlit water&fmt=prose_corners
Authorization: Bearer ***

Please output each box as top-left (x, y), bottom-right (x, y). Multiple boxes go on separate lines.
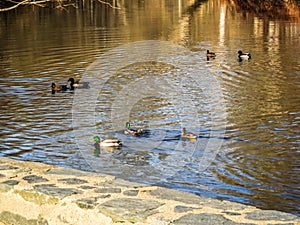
top-left (0, 0), bottom-right (299, 215)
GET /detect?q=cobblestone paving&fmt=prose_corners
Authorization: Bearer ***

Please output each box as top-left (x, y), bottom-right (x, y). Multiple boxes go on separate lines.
top-left (0, 157), bottom-right (299, 225)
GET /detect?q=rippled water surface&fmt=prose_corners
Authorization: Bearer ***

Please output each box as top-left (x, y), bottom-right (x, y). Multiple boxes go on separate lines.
top-left (0, 0), bottom-right (299, 215)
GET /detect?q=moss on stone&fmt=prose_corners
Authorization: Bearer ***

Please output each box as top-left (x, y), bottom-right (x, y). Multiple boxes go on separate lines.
top-left (14, 189), bottom-right (59, 205)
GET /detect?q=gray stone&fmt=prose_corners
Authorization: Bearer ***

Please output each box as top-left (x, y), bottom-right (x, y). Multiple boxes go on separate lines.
top-left (205, 200), bottom-right (249, 211)
top-left (151, 188), bottom-right (248, 211)
top-left (98, 194), bottom-right (111, 199)
top-left (34, 184), bottom-right (83, 198)
top-left (98, 198), bottom-right (163, 223)
top-left (246, 210), bottom-right (300, 221)
top-left (112, 178), bottom-right (148, 187)
top-left (44, 168), bottom-right (93, 177)
top-left (173, 213), bottom-right (253, 225)
top-left (223, 211), bottom-right (242, 216)
top-left (174, 205), bottom-right (197, 213)
top-left (0, 211), bottom-right (41, 225)
top-left (58, 178), bottom-right (88, 185)
top-left (123, 189), bottom-right (139, 196)
top-left (0, 183), bottom-right (12, 192)
top-left (23, 175), bottom-right (49, 183)
top-left (2, 179), bottom-right (19, 186)
top-left (76, 197), bottom-right (99, 209)
top-left (79, 185), bottom-right (96, 190)
top-left (267, 224), bottom-right (295, 225)
top-left (95, 187), bottom-right (122, 193)
top-left (0, 179), bottom-right (19, 192)
top-left (0, 165), bottom-right (19, 170)
top-left (149, 187), bottom-right (207, 205)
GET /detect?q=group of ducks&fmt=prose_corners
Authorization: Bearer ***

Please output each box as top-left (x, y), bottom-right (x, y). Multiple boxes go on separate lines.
top-left (206, 49), bottom-right (251, 61)
top-left (92, 122), bottom-right (198, 147)
top-left (56, 51), bottom-right (251, 148)
top-left (51, 78), bottom-right (90, 92)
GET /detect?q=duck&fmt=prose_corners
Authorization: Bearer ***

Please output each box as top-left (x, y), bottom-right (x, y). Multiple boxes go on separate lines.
top-left (238, 50), bottom-right (251, 60)
top-left (124, 122), bottom-right (143, 136)
top-left (51, 83), bottom-right (68, 92)
top-left (68, 78), bottom-right (90, 90)
top-left (206, 50), bottom-right (216, 58)
top-left (92, 136), bottom-right (122, 147)
top-left (181, 128), bottom-right (197, 140)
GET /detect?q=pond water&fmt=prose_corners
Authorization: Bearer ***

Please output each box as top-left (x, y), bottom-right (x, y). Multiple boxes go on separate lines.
top-left (0, 0), bottom-right (299, 215)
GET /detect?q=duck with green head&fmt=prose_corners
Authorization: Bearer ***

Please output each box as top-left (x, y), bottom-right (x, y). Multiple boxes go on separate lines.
top-left (124, 122), bottom-right (143, 136)
top-left (92, 136), bottom-right (122, 147)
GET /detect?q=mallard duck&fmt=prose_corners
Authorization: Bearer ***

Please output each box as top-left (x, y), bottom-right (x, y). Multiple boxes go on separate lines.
top-left (238, 50), bottom-right (251, 60)
top-left (51, 83), bottom-right (68, 92)
top-left (124, 122), bottom-right (143, 136)
top-left (181, 128), bottom-right (197, 140)
top-left (68, 78), bottom-right (90, 90)
top-left (206, 50), bottom-right (216, 58)
top-left (92, 136), bottom-right (122, 147)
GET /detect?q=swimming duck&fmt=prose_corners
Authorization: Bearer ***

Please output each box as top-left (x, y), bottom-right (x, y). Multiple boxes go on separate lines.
top-left (238, 50), bottom-right (251, 60)
top-left (124, 122), bottom-right (143, 136)
top-left (181, 128), bottom-right (197, 140)
top-left (68, 78), bottom-right (90, 90)
top-left (92, 136), bottom-right (122, 147)
top-left (51, 83), bottom-right (68, 92)
top-left (206, 50), bottom-right (216, 58)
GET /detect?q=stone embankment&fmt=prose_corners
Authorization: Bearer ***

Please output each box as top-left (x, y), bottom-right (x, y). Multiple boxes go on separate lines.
top-left (0, 157), bottom-right (299, 225)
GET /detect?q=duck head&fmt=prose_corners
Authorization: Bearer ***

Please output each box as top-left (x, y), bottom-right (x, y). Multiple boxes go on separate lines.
top-left (68, 78), bottom-right (75, 84)
top-left (125, 122), bottom-right (131, 129)
top-left (68, 78), bottom-right (75, 90)
top-left (93, 136), bottom-right (101, 143)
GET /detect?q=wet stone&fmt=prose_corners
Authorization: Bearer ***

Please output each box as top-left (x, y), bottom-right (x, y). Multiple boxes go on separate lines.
top-left (98, 198), bottom-right (163, 223)
top-left (58, 178), bottom-right (88, 185)
top-left (23, 175), bottom-right (49, 183)
top-left (95, 187), bottom-right (121, 193)
top-left (173, 213), bottom-right (253, 225)
top-left (123, 189), bottom-right (139, 196)
top-left (76, 197), bottom-right (99, 209)
top-left (34, 184), bottom-right (83, 198)
top-left (174, 205), bottom-right (197, 213)
top-left (245, 210), bottom-right (300, 221)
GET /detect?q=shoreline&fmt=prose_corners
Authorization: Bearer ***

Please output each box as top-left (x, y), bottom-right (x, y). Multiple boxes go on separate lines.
top-left (0, 157), bottom-right (299, 225)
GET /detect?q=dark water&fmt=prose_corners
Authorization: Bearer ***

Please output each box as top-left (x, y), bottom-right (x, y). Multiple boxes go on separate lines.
top-left (0, 0), bottom-right (299, 215)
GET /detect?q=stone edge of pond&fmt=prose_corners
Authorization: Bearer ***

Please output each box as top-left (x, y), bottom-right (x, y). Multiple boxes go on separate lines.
top-left (0, 157), bottom-right (299, 225)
